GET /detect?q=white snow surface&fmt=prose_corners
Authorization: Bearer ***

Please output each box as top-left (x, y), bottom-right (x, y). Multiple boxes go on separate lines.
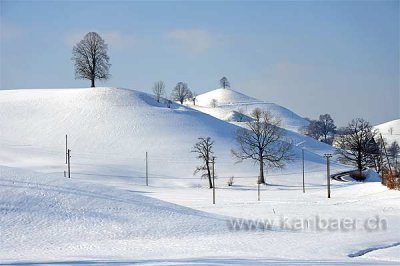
top-left (0, 87), bottom-right (332, 186)
top-left (374, 119), bottom-right (400, 145)
top-left (0, 87), bottom-right (399, 265)
top-left (191, 88), bottom-right (310, 132)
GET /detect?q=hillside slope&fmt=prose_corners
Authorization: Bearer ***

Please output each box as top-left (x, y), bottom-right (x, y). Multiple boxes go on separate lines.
top-left (191, 88), bottom-right (309, 132)
top-left (0, 87), bottom-right (334, 187)
top-left (374, 119), bottom-right (400, 144)
top-left (1, 87), bottom-right (397, 265)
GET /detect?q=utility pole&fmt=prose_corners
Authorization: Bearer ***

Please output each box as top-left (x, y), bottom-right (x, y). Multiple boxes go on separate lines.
top-left (65, 134), bottom-right (68, 164)
top-left (257, 180), bottom-right (260, 201)
top-left (67, 149), bottom-right (71, 178)
top-left (146, 152), bottom-right (148, 186)
top-left (212, 156), bottom-right (215, 204)
top-left (295, 141), bottom-right (306, 194)
top-left (324, 153), bottom-right (332, 198)
top-left (302, 148), bottom-right (305, 193)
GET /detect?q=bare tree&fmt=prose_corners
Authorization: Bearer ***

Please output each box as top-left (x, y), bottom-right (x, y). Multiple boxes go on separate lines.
top-left (152, 80), bottom-right (165, 103)
top-left (171, 82), bottom-right (192, 104)
top-left (72, 32), bottom-right (111, 87)
top-left (232, 108), bottom-right (293, 184)
top-left (367, 137), bottom-right (384, 174)
top-left (220, 76), bottom-right (230, 89)
top-left (303, 114), bottom-right (336, 144)
top-left (210, 98), bottom-right (218, 108)
top-left (388, 141), bottom-right (400, 166)
top-left (303, 119), bottom-right (323, 140)
top-left (192, 137), bottom-right (215, 188)
top-left (335, 118), bottom-right (378, 177)
top-left (318, 114), bottom-right (336, 144)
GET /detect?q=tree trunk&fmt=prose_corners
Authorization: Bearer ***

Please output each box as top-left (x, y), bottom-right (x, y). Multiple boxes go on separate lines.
top-left (91, 78), bottom-right (95, 88)
top-left (206, 162), bottom-right (213, 188)
top-left (357, 150), bottom-right (362, 176)
top-left (259, 152), bottom-right (265, 184)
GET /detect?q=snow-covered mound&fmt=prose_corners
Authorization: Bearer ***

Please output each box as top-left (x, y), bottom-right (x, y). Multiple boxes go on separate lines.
top-left (195, 88), bottom-right (261, 106)
top-left (192, 88), bottom-right (309, 132)
top-left (1, 87), bottom-right (397, 264)
top-left (0, 87), bottom-right (335, 188)
top-left (374, 119), bottom-right (400, 144)
top-left (0, 87), bottom-right (243, 185)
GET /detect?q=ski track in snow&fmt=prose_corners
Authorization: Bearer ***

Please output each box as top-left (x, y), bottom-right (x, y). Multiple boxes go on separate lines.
top-left (348, 242), bottom-right (400, 258)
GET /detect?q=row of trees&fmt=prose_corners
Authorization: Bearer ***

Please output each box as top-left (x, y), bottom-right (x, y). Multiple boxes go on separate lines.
top-left (71, 32), bottom-right (233, 95)
top-left (325, 118), bottom-right (398, 180)
top-left (152, 76), bottom-right (231, 106)
top-left (72, 33), bottom-right (396, 185)
top-left (152, 80), bottom-right (193, 105)
top-left (193, 113), bottom-right (399, 188)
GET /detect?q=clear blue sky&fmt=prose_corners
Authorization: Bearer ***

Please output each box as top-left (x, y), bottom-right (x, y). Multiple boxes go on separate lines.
top-left (0, 0), bottom-right (398, 126)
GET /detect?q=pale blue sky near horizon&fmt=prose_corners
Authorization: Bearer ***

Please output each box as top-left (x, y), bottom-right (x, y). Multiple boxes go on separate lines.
top-left (0, 0), bottom-right (398, 126)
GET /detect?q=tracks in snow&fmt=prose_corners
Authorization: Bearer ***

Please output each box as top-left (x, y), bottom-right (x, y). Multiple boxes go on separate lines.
top-left (348, 242), bottom-right (400, 258)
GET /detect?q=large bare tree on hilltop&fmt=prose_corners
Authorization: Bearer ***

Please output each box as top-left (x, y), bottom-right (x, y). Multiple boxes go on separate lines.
top-left (171, 82), bottom-right (192, 104)
top-left (220, 76), bottom-right (230, 89)
top-left (72, 32), bottom-right (111, 87)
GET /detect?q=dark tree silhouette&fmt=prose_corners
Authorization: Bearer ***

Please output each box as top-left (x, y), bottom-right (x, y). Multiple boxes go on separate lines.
top-left (220, 77), bottom-right (230, 89)
top-left (388, 141), bottom-right (400, 166)
top-left (303, 114), bottom-right (336, 145)
top-left (171, 82), bottom-right (192, 104)
top-left (335, 118), bottom-right (377, 178)
top-left (232, 108), bottom-right (293, 184)
top-left (192, 137), bottom-right (215, 188)
top-left (72, 32), bottom-right (111, 87)
top-left (318, 114), bottom-right (336, 144)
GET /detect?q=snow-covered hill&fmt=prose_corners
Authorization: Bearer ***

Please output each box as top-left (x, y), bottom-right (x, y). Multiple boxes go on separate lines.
top-left (191, 88), bottom-right (309, 132)
top-left (374, 119), bottom-right (400, 144)
top-left (0, 87), bottom-right (334, 187)
top-left (1, 87), bottom-right (399, 265)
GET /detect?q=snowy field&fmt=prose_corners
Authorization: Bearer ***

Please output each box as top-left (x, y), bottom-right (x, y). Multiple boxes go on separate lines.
top-left (0, 87), bottom-right (399, 265)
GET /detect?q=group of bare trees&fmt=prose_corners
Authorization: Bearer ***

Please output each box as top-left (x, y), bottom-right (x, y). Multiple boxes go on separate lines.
top-left (71, 33), bottom-right (229, 107)
top-left (303, 114), bottom-right (336, 145)
top-left (71, 33), bottom-right (396, 187)
top-left (192, 108), bottom-right (293, 187)
top-left (192, 113), bottom-right (398, 187)
top-left (334, 118), bottom-right (399, 181)
top-left (335, 118), bottom-right (378, 178)
top-left (151, 80), bottom-right (194, 105)
top-left (151, 77), bottom-right (232, 106)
